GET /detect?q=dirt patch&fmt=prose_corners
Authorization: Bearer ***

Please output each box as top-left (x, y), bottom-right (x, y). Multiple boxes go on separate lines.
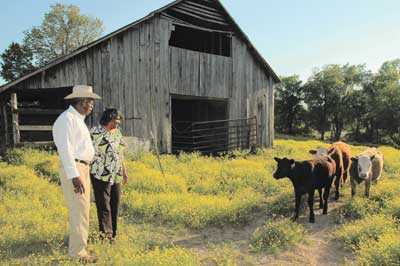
top-left (171, 199), bottom-right (353, 266)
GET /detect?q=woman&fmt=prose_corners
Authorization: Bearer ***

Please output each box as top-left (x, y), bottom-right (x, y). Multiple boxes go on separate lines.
top-left (90, 108), bottom-right (128, 242)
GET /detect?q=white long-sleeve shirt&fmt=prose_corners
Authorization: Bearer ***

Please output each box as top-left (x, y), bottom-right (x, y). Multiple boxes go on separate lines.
top-left (52, 105), bottom-right (95, 179)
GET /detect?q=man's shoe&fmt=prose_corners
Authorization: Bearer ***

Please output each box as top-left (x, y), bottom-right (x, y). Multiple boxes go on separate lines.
top-left (78, 255), bottom-right (98, 264)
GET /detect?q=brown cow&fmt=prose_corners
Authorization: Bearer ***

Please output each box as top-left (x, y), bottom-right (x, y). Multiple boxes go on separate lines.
top-left (309, 142), bottom-right (351, 200)
top-left (273, 156), bottom-right (336, 223)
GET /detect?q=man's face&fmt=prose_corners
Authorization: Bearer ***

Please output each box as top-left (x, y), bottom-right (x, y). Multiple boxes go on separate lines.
top-left (83, 98), bottom-right (94, 115)
top-left (79, 98), bottom-right (94, 116)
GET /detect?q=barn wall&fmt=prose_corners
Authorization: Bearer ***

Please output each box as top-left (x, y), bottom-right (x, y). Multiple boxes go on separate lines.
top-left (230, 35), bottom-right (274, 147)
top-left (5, 15), bottom-right (276, 151)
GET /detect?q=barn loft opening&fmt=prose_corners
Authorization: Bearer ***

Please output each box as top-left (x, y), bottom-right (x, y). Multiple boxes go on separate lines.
top-left (171, 96), bottom-right (229, 154)
top-left (169, 25), bottom-right (231, 57)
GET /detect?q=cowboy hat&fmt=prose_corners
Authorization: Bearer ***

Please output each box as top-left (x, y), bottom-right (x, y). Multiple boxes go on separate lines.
top-left (64, 85), bottom-right (101, 100)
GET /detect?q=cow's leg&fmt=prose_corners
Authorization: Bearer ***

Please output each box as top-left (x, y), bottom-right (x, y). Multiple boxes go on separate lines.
top-left (334, 169), bottom-right (342, 200)
top-left (342, 170), bottom-right (348, 186)
top-left (351, 176), bottom-right (357, 197)
top-left (365, 178), bottom-right (371, 198)
top-left (308, 190), bottom-right (315, 223)
top-left (323, 184), bottom-right (331, 215)
top-left (292, 193), bottom-right (301, 222)
top-left (318, 188), bottom-right (323, 209)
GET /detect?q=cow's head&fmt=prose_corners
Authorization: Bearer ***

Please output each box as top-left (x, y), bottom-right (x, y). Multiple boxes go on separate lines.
top-left (309, 147), bottom-right (329, 157)
top-left (273, 157), bottom-right (295, 179)
top-left (351, 155), bottom-right (372, 179)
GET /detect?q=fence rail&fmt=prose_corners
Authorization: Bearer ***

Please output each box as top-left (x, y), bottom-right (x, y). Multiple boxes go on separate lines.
top-left (172, 116), bottom-right (257, 154)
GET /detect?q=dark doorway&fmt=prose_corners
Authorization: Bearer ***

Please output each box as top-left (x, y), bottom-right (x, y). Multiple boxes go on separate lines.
top-left (16, 87), bottom-right (72, 142)
top-left (171, 96), bottom-right (228, 154)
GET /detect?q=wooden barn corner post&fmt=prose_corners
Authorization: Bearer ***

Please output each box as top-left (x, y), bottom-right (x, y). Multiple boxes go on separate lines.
top-left (11, 93), bottom-right (20, 146)
top-left (1, 95), bottom-right (9, 146)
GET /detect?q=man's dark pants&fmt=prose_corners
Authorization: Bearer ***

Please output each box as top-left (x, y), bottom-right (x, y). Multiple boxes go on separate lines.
top-left (90, 175), bottom-right (121, 239)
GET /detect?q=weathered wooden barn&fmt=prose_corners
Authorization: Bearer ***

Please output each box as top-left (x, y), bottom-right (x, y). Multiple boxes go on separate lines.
top-left (0, 0), bottom-right (279, 154)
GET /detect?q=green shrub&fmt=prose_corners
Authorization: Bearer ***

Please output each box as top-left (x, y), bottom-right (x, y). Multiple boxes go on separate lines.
top-left (34, 160), bottom-right (60, 184)
top-left (2, 148), bottom-right (60, 183)
top-left (351, 232), bottom-right (400, 266)
top-left (335, 197), bottom-right (382, 223)
top-left (3, 148), bottom-right (25, 165)
top-left (335, 214), bottom-right (397, 250)
top-left (123, 189), bottom-right (263, 228)
top-left (0, 165), bottom-right (67, 259)
top-left (249, 218), bottom-right (305, 254)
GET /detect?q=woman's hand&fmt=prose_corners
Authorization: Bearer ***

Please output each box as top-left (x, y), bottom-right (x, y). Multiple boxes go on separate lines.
top-left (122, 172), bottom-right (129, 185)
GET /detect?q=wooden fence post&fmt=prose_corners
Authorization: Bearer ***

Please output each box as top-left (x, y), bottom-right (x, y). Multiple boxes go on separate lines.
top-left (11, 93), bottom-right (20, 145)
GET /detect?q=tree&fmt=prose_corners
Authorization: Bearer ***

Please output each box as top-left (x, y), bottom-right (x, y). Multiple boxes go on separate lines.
top-left (23, 3), bottom-right (103, 66)
top-left (331, 64), bottom-right (368, 141)
top-left (275, 75), bottom-right (306, 134)
top-left (0, 42), bottom-right (36, 82)
top-left (371, 59), bottom-right (400, 143)
top-left (303, 64), bottom-right (367, 141)
top-left (303, 66), bottom-right (340, 141)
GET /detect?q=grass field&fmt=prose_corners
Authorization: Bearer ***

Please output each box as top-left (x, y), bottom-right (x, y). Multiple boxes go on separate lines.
top-left (1, 138), bottom-right (400, 265)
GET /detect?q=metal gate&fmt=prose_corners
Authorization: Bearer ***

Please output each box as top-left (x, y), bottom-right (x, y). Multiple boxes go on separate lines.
top-left (172, 116), bottom-right (257, 154)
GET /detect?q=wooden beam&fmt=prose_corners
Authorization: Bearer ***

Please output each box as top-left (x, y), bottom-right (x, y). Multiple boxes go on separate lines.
top-left (1, 97), bottom-right (9, 145)
top-left (161, 13), bottom-right (233, 34)
top-left (179, 2), bottom-right (226, 21)
top-left (178, 6), bottom-right (226, 23)
top-left (185, 0), bottom-right (220, 13)
top-left (19, 141), bottom-right (54, 146)
top-left (18, 108), bottom-right (64, 115)
top-left (19, 125), bottom-right (53, 131)
top-left (170, 7), bottom-right (230, 26)
top-left (11, 93), bottom-right (20, 145)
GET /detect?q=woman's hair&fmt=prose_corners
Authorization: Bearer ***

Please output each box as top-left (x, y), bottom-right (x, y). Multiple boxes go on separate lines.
top-left (100, 108), bottom-right (122, 126)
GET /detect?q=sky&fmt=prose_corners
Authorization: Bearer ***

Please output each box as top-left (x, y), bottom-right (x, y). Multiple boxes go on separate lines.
top-left (1, 0), bottom-right (399, 85)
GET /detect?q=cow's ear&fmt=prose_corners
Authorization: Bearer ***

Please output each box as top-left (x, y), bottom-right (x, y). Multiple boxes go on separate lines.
top-left (274, 157), bottom-right (280, 162)
top-left (351, 157), bottom-right (358, 162)
top-left (309, 150), bottom-right (317, 155)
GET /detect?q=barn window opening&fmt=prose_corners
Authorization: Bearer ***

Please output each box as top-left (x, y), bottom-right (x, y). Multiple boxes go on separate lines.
top-left (169, 25), bottom-right (231, 57)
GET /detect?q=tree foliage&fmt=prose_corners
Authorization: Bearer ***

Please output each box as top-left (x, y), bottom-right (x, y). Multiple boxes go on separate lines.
top-left (275, 75), bottom-right (307, 134)
top-left (277, 59), bottom-right (400, 147)
top-left (0, 42), bottom-right (36, 82)
top-left (23, 3), bottom-right (104, 66)
top-left (1, 3), bottom-right (103, 82)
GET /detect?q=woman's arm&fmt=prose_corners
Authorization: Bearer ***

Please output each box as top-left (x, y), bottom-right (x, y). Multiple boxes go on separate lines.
top-left (122, 157), bottom-right (128, 185)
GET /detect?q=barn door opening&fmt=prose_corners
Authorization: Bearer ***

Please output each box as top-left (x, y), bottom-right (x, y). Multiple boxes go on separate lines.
top-left (11, 87), bottom-right (72, 144)
top-left (171, 95), bottom-right (228, 154)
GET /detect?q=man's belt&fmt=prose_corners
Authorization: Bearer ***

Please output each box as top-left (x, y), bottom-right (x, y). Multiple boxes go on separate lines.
top-left (75, 159), bottom-right (90, 165)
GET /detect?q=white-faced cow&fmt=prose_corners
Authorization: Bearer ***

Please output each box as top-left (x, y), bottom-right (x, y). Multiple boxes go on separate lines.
top-left (309, 142), bottom-right (351, 200)
top-left (350, 147), bottom-right (384, 198)
top-left (273, 156), bottom-right (336, 223)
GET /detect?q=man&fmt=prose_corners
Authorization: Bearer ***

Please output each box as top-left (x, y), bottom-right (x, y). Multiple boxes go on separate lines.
top-left (52, 85), bottom-right (101, 264)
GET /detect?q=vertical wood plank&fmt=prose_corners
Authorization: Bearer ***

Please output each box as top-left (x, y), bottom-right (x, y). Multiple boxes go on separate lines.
top-left (92, 46), bottom-right (103, 123)
top-left (1, 96), bottom-right (9, 145)
top-left (11, 93), bottom-right (20, 145)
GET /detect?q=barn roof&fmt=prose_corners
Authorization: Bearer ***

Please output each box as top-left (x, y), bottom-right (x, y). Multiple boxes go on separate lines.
top-left (0, 0), bottom-right (280, 93)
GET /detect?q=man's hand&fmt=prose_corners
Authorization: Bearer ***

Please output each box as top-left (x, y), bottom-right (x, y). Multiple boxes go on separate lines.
top-left (72, 177), bottom-right (85, 194)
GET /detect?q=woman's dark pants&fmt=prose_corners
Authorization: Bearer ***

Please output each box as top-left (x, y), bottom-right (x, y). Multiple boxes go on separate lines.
top-left (90, 175), bottom-right (121, 239)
